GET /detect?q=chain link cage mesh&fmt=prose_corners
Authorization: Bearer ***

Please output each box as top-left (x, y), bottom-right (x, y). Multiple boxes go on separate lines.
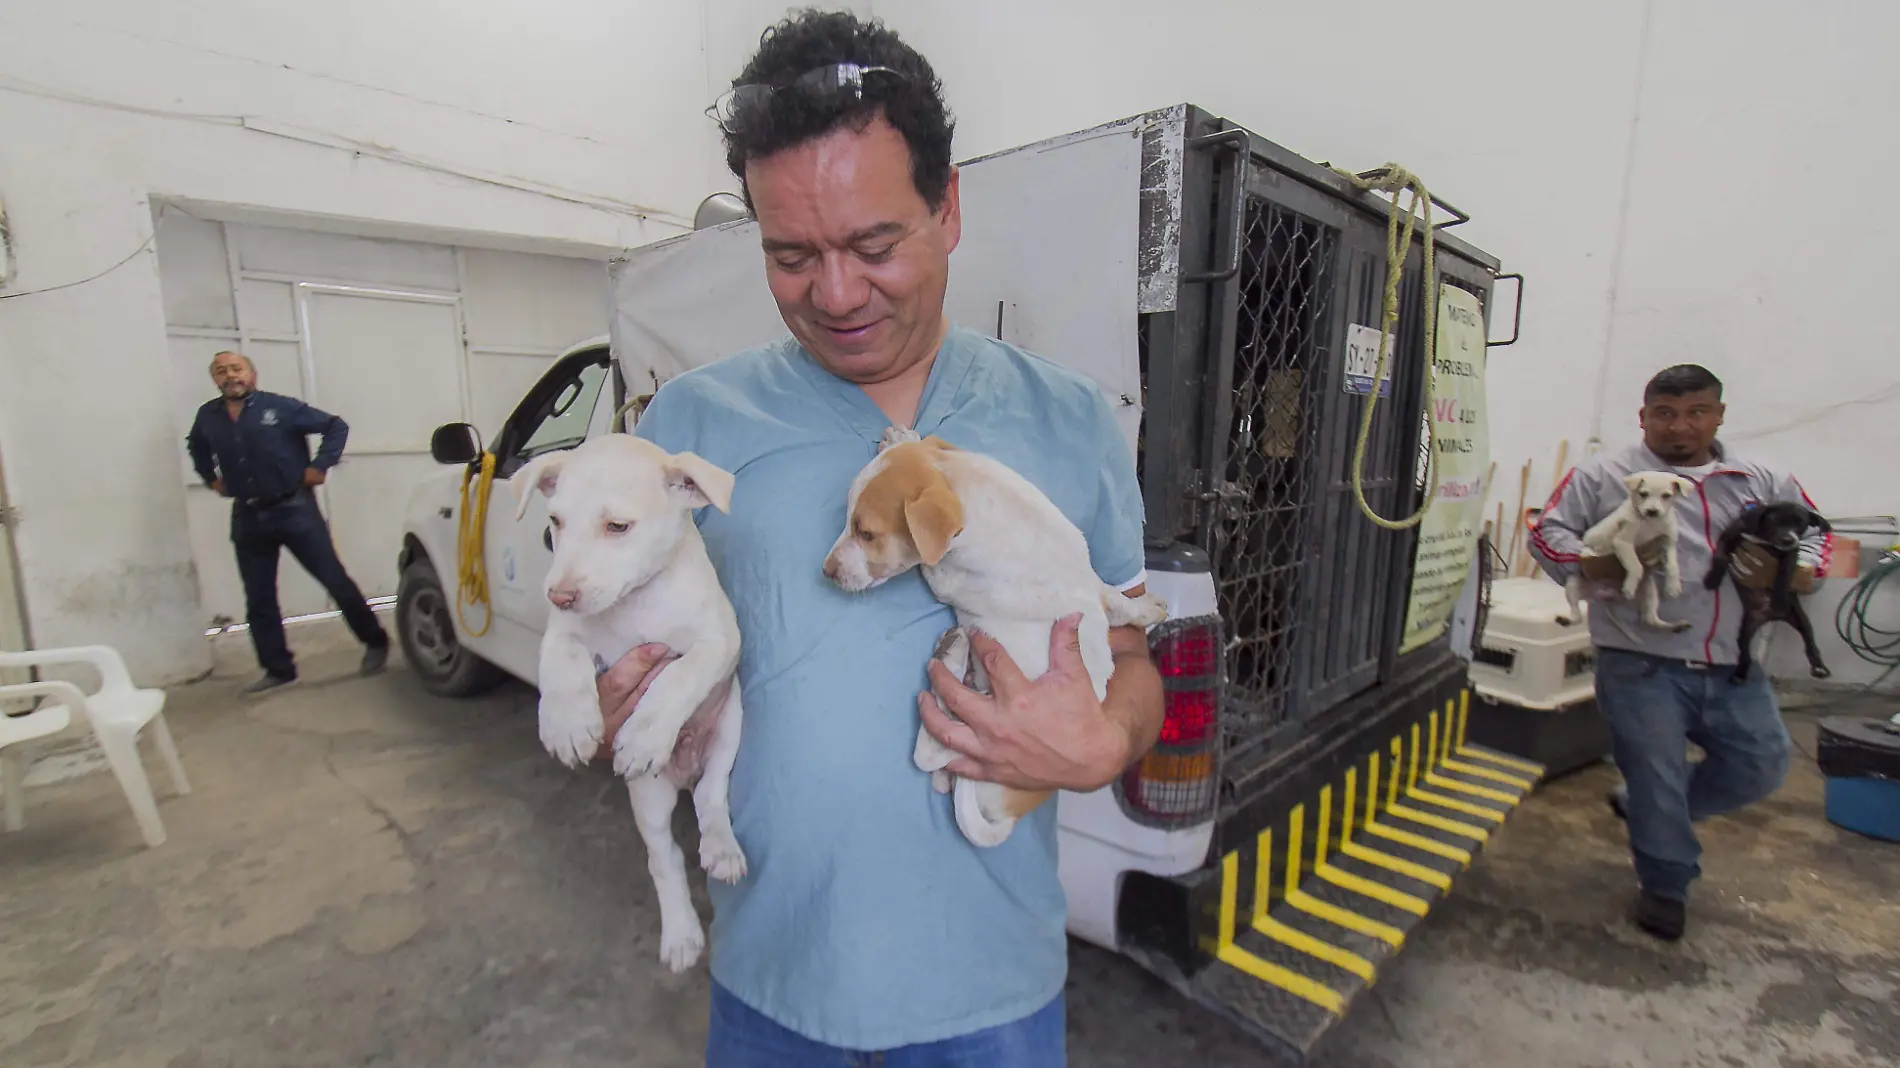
top-left (1208, 196), bottom-right (1338, 744)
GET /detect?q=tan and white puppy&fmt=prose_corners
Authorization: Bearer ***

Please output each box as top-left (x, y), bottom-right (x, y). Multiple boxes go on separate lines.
top-left (512, 433), bottom-right (746, 972)
top-left (822, 435), bottom-right (1167, 848)
top-left (1558, 469), bottom-right (1695, 633)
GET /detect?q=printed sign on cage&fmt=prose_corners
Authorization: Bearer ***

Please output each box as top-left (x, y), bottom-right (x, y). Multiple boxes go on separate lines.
top-left (1343, 323), bottom-right (1396, 397)
top-left (1400, 285), bottom-right (1490, 654)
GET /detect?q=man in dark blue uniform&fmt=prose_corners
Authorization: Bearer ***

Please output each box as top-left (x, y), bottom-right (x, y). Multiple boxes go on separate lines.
top-left (186, 351), bottom-right (389, 694)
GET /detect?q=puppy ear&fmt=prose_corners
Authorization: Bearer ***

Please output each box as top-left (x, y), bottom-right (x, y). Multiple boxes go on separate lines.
top-left (662, 451), bottom-right (736, 514)
top-left (920, 435), bottom-right (959, 452)
top-left (511, 453), bottom-right (567, 520)
top-left (1623, 472), bottom-right (1644, 492)
top-left (1677, 476), bottom-right (1697, 497)
top-left (903, 481), bottom-right (964, 566)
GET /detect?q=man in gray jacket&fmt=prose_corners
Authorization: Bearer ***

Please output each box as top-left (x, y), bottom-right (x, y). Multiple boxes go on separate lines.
top-left (1529, 364), bottom-right (1831, 941)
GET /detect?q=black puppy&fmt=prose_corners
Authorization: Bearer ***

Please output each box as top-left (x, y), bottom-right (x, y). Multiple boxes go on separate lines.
top-left (1702, 501), bottom-right (1831, 683)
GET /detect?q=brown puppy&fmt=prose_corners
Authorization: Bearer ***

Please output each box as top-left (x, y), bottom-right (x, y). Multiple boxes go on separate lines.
top-left (824, 436), bottom-right (1166, 847)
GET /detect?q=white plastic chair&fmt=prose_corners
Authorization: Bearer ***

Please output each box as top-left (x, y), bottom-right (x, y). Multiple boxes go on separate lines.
top-left (0, 645), bottom-right (190, 848)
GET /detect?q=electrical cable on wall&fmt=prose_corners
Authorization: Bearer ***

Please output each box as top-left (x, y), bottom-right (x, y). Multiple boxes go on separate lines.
top-left (0, 79), bottom-right (689, 229)
top-left (0, 231), bottom-right (156, 301)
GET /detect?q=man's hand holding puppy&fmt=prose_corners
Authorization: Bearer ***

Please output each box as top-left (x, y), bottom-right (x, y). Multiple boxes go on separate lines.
top-left (594, 643), bottom-right (674, 763)
top-left (920, 611), bottom-right (1163, 794)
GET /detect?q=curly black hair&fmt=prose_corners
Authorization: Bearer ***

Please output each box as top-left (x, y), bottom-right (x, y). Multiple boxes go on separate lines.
top-left (1644, 364), bottom-right (1724, 402)
top-left (720, 9), bottom-right (956, 211)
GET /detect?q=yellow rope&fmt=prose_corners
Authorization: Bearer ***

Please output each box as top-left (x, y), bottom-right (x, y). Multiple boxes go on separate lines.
top-left (455, 451), bottom-right (497, 637)
top-left (1334, 163), bottom-right (1442, 531)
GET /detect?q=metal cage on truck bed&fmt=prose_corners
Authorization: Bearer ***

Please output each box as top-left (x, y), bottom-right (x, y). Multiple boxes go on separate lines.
top-left (1111, 105), bottom-right (1540, 1063)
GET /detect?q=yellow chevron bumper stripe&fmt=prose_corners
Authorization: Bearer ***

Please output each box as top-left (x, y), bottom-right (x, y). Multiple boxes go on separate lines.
top-left (1215, 851), bottom-right (1345, 1012)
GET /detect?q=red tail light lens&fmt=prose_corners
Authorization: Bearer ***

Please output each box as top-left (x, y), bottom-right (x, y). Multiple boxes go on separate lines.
top-left (1116, 617), bottom-right (1222, 825)
top-left (1153, 624), bottom-right (1216, 678)
top-left (1158, 689), bottom-right (1214, 746)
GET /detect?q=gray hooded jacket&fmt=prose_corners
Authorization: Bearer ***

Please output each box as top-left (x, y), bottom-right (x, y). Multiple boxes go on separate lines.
top-left (1527, 441), bottom-right (1832, 665)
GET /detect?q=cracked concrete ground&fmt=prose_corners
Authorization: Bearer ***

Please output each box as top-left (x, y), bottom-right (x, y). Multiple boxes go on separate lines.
top-left (2, 619), bottom-right (1896, 1067)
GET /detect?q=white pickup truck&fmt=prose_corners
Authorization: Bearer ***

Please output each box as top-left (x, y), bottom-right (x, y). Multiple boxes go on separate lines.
top-left (396, 104), bottom-right (1534, 1064)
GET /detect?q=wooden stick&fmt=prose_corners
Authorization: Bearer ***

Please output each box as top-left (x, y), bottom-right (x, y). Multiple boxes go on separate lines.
top-left (1522, 440), bottom-right (1570, 580)
top-left (1505, 460), bottom-right (1530, 577)
top-left (1493, 503), bottom-right (1505, 571)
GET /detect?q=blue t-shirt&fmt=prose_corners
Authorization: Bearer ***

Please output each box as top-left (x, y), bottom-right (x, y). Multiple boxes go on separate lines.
top-left (632, 324), bottom-right (1146, 1049)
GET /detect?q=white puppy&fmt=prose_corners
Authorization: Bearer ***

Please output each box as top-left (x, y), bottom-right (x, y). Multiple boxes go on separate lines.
top-left (1558, 469), bottom-right (1694, 633)
top-left (821, 435), bottom-right (1168, 848)
top-left (512, 433), bottom-right (746, 972)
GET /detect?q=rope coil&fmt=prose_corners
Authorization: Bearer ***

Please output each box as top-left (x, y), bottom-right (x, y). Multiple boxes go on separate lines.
top-left (455, 452), bottom-right (498, 637)
top-left (1333, 163), bottom-right (1442, 531)
top-left (1833, 549), bottom-right (1900, 693)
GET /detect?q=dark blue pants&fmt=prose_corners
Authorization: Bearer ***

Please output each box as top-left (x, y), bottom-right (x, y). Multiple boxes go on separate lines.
top-left (1594, 647), bottom-right (1792, 901)
top-left (705, 982), bottom-right (1065, 1068)
top-left (231, 490), bottom-right (386, 680)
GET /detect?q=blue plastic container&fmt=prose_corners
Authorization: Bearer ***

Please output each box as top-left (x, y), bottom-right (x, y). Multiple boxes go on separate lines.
top-left (1823, 776), bottom-right (1900, 842)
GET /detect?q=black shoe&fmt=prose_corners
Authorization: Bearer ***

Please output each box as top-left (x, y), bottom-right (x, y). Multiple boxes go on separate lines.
top-left (361, 643), bottom-right (390, 677)
top-left (242, 672), bottom-right (297, 697)
top-left (1634, 891), bottom-right (1686, 941)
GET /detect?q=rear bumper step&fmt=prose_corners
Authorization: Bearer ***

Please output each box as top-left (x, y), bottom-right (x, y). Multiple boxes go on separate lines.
top-left (1151, 690), bottom-right (1544, 1063)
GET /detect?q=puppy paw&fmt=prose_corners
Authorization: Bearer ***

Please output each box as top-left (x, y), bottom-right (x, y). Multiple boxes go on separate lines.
top-left (931, 769), bottom-right (952, 795)
top-left (1106, 589), bottom-right (1170, 629)
top-left (658, 921), bottom-right (705, 973)
top-left (1670, 620), bottom-right (1694, 633)
top-left (699, 830), bottom-right (748, 884)
top-left (879, 425), bottom-right (923, 452)
top-left (1810, 664), bottom-right (1832, 679)
top-left (1555, 613), bottom-right (1575, 627)
top-left (1664, 577), bottom-right (1684, 599)
top-left (1621, 578), bottom-right (1643, 600)
top-left (613, 717), bottom-right (676, 780)
top-left (914, 723), bottom-right (957, 774)
top-left (538, 699), bottom-right (604, 769)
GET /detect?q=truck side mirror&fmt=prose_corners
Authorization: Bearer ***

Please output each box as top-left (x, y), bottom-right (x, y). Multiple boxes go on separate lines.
top-left (430, 422), bottom-right (482, 465)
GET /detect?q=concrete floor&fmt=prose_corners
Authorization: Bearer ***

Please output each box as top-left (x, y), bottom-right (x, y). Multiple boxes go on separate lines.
top-left (2, 620), bottom-right (1896, 1068)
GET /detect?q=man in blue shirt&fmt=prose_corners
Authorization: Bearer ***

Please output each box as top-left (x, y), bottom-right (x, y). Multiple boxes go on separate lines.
top-left (591, 11), bottom-right (1164, 1065)
top-left (185, 350), bottom-right (389, 694)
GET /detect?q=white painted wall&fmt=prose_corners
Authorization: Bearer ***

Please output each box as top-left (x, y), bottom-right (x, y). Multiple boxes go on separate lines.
top-left (1, 0), bottom-right (1892, 686)
top-left (0, 0), bottom-right (835, 683)
top-left (871, 0), bottom-right (1900, 685)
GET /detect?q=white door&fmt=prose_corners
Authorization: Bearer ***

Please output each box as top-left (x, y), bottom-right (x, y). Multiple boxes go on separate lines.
top-left (297, 284), bottom-right (467, 603)
top-left (482, 350), bottom-right (617, 637)
top-left (153, 213), bottom-right (612, 632)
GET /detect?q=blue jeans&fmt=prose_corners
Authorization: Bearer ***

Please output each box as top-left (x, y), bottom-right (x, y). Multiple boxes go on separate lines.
top-left (231, 490), bottom-right (387, 679)
top-left (1594, 647), bottom-right (1791, 901)
top-left (705, 982), bottom-right (1065, 1068)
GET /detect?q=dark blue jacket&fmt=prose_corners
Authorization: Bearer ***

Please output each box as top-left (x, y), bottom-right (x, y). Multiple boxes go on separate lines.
top-left (186, 391), bottom-right (349, 501)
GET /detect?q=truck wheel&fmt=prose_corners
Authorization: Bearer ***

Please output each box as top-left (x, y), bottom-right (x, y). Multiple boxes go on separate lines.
top-left (396, 556), bottom-right (505, 698)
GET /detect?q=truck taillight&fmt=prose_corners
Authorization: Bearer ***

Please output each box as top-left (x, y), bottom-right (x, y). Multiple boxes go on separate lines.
top-left (1117, 615), bottom-right (1222, 826)
top-left (1158, 690), bottom-right (1214, 746)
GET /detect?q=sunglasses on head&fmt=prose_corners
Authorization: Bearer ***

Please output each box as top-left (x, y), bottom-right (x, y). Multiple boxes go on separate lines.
top-left (709, 62), bottom-right (908, 132)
